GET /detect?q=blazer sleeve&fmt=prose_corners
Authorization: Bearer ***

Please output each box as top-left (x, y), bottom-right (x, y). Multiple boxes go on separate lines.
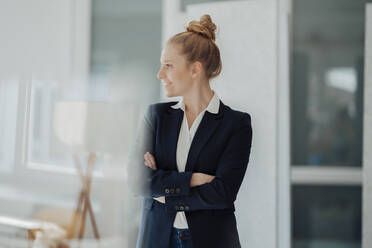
top-left (127, 104), bottom-right (193, 198)
top-left (164, 113), bottom-right (253, 213)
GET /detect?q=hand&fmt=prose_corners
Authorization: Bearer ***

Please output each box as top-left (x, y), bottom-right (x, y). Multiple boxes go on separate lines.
top-left (190, 173), bottom-right (215, 187)
top-left (144, 153), bottom-right (163, 203)
top-left (144, 152), bottom-right (157, 170)
top-left (153, 196), bottom-right (165, 204)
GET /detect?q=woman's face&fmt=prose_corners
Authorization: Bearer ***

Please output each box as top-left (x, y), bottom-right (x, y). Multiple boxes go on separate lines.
top-left (157, 43), bottom-right (194, 98)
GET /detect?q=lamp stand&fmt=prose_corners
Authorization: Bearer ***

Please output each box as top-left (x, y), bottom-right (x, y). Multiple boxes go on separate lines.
top-left (68, 152), bottom-right (100, 240)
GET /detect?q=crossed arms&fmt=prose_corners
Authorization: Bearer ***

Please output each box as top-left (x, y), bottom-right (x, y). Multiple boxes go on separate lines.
top-left (127, 105), bottom-right (252, 213)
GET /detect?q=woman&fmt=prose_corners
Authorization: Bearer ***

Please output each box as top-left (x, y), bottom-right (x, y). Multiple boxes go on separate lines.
top-left (128, 14), bottom-right (253, 248)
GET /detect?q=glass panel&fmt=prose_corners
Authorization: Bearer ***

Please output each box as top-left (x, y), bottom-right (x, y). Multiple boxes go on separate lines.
top-left (90, 0), bottom-right (161, 105)
top-left (291, 0), bottom-right (372, 166)
top-left (0, 81), bottom-right (18, 172)
top-left (292, 185), bottom-right (361, 248)
top-left (27, 80), bottom-right (106, 170)
top-left (90, 1), bottom-right (163, 247)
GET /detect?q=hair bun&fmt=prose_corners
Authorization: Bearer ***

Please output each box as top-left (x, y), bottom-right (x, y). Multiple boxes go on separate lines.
top-left (186, 14), bottom-right (217, 41)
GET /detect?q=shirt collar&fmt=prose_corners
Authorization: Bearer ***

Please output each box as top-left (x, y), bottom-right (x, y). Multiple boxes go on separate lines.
top-left (171, 91), bottom-right (220, 114)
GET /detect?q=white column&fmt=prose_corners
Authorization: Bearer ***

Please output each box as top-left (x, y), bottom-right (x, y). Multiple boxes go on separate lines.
top-left (277, 0), bottom-right (291, 247)
top-left (363, 4), bottom-right (372, 248)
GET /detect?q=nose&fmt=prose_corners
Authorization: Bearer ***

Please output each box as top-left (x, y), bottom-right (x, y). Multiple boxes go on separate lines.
top-left (157, 67), bottom-right (164, 80)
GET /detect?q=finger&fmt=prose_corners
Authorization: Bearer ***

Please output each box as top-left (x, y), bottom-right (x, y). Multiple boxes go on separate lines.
top-left (148, 155), bottom-right (156, 168)
top-left (153, 196), bottom-right (165, 203)
top-left (145, 152), bottom-right (155, 162)
top-left (149, 159), bottom-right (155, 168)
top-left (145, 160), bottom-right (154, 169)
top-left (144, 153), bottom-right (157, 170)
top-left (150, 156), bottom-right (156, 166)
top-left (144, 152), bottom-right (152, 163)
top-left (145, 155), bottom-right (151, 166)
top-left (145, 160), bottom-right (156, 170)
top-left (146, 153), bottom-right (155, 165)
top-left (144, 154), bottom-right (153, 166)
top-left (145, 153), bottom-right (153, 163)
top-left (151, 156), bottom-right (156, 166)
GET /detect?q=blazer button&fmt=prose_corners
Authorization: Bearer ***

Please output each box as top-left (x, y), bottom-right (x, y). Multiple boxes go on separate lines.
top-left (175, 188), bottom-right (180, 194)
top-left (165, 188), bottom-right (170, 194)
top-left (185, 206), bottom-right (189, 211)
top-left (170, 188), bottom-right (175, 194)
top-left (179, 206), bottom-right (184, 211)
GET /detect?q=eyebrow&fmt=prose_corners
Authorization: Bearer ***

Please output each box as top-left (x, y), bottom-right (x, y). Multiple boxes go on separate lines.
top-left (160, 59), bottom-right (172, 63)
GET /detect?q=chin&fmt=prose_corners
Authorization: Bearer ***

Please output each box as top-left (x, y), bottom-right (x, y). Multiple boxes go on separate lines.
top-left (165, 92), bottom-right (174, 98)
top-left (164, 90), bottom-right (175, 98)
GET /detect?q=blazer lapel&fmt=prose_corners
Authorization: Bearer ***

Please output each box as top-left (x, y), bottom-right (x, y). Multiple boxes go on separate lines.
top-left (164, 106), bottom-right (184, 171)
top-left (184, 101), bottom-right (225, 172)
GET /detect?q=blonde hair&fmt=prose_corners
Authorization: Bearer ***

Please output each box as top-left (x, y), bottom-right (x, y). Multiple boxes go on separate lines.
top-left (168, 14), bottom-right (222, 80)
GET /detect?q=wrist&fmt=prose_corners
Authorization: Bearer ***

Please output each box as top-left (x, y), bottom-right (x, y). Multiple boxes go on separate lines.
top-left (190, 173), bottom-right (199, 187)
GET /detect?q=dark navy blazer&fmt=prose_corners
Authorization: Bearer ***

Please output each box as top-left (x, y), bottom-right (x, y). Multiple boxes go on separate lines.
top-left (127, 100), bottom-right (253, 248)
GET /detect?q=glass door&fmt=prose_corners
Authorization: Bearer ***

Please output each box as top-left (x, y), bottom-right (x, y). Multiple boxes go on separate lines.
top-left (290, 1), bottom-right (372, 247)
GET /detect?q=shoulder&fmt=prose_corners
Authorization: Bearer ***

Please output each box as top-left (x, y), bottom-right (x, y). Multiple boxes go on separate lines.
top-left (146, 101), bottom-right (177, 116)
top-left (222, 102), bottom-right (252, 127)
top-left (222, 104), bottom-right (253, 141)
top-left (148, 101), bottom-right (177, 113)
top-left (144, 101), bottom-right (178, 122)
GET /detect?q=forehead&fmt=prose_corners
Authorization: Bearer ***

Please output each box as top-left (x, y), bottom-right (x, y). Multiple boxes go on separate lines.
top-left (160, 44), bottom-right (184, 63)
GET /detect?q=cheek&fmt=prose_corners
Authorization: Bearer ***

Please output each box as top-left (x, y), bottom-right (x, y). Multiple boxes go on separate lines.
top-left (168, 68), bottom-right (190, 83)
top-left (166, 71), bottom-right (179, 81)
top-left (175, 69), bottom-right (189, 80)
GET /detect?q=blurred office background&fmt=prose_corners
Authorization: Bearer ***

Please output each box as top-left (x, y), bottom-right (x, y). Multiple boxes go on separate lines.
top-left (0, 0), bottom-right (371, 247)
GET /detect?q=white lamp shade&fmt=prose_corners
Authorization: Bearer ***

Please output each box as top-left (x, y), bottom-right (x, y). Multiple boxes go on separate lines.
top-left (51, 101), bottom-right (133, 154)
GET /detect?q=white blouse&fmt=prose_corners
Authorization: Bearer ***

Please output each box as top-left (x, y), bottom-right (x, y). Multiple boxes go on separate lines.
top-left (170, 91), bottom-right (220, 229)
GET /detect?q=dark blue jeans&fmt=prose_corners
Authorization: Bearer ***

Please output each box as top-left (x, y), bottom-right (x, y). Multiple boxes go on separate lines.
top-left (169, 228), bottom-right (193, 248)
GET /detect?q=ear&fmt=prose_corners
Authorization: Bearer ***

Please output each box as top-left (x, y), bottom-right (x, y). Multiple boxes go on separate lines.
top-left (190, 61), bottom-right (203, 78)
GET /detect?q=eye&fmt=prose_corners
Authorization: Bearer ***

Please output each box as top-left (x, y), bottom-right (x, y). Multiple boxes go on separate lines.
top-left (160, 62), bottom-right (172, 71)
top-left (160, 64), bottom-right (171, 69)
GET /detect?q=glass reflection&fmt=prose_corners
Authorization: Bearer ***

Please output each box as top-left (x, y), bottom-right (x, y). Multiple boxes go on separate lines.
top-left (290, 0), bottom-right (372, 166)
top-left (28, 80), bottom-right (106, 170)
top-left (292, 185), bottom-right (361, 248)
top-left (0, 81), bottom-right (18, 172)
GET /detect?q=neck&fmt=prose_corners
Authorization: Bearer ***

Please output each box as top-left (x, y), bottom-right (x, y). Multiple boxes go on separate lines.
top-left (183, 80), bottom-right (214, 116)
